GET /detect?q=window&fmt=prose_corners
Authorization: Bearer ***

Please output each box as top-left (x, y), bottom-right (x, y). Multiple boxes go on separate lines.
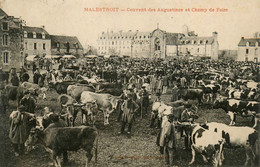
top-left (255, 48), bottom-right (258, 55)
top-left (24, 31), bottom-right (28, 38)
top-left (25, 42), bottom-right (28, 50)
top-left (197, 48), bottom-right (199, 53)
top-left (34, 43), bottom-right (37, 49)
top-left (2, 34), bottom-right (8, 46)
top-left (43, 43), bottom-right (46, 50)
top-left (246, 49), bottom-right (249, 54)
top-left (33, 32), bottom-right (36, 38)
top-left (66, 42), bottom-right (70, 53)
top-left (112, 41), bottom-right (114, 45)
top-left (75, 43), bottom-right (79, 49)
top-left (2, 22), bottom-right (8, 31)
top-left (3, 52), bottom-right (9, 64)
top-left (42, 33), bottom-right (45, 39)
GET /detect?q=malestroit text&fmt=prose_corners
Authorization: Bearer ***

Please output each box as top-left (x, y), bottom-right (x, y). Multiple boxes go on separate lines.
top-left (84, 7), bottom-right (228, 13)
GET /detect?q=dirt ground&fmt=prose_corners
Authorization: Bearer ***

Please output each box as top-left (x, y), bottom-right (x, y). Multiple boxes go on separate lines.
top-left (0, 88), bottom-right (257, 167)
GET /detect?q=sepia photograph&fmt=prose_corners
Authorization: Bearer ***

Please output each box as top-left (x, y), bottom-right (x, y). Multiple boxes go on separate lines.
top-left (0, 0), bottom-right (259, 166)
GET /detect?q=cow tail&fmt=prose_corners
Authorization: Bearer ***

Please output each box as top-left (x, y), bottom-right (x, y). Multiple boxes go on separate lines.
top-left (94, 132), bottom-right (98, 163)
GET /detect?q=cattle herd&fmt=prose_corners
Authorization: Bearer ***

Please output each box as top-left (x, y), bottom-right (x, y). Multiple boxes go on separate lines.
top-left (1, 58), bottom-right (260, 167)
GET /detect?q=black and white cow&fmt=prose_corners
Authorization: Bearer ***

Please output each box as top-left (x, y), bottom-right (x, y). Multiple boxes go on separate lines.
top-left (202, 122), bottom-right (259, 166)
top-left (214, 98), bottom-right (260, 127)
top-left (189, 125), bottom-right (225, 167)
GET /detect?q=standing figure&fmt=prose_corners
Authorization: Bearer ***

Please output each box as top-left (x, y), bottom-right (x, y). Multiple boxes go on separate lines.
top-left (20, 91), bottom-right (36, 114)
top-left (11, 73), bottom-right (19, 86)
top-left (119, 92), bottom-right (139, 137)
top-left (9, 106), bottom-right (34, 156)
top-left (164, 114), bottom-right (177, 166)
top-left (139, 86), bottom-right (149, 117)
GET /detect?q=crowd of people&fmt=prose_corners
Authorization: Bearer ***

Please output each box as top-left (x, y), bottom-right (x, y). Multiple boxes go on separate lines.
top-left (0, 56), bottom-right (259, 165)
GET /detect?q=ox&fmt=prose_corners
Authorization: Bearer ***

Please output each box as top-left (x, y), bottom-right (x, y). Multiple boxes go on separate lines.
top-left (67, 85), bottom-right (94, 102)
top-left (202, 122), bottom-right (259, 166)
top-left (214, 98), bottom-right (260, 127)
top-left (25, 126), bottom-right (98, 167)
top-left (80, 91), bottom-right (121, 125)
top-left (189, 125), bottom-right (225, 167)
top-left (181, 88), bottom-right (203, 105)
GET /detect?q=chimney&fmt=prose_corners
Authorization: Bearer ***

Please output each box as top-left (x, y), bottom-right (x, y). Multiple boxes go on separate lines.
top-left (212, 31), bottom-right (218, 38)
top-left (41, 25), bottom-right (45, 29)
top-left (119, 30), bottom-right (123, 34)
top-left (128, 30), bottom-right (132, 32)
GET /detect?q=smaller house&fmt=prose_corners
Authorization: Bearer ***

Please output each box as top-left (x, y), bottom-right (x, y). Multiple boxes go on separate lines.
top-left (50, 35), bottom-right (84, 57)
top-left (23, 26), bottom-right (51, 59)
top-left (237, 37), bottom-right (260, 62)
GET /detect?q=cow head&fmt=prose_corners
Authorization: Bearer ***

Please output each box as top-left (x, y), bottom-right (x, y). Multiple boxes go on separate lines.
top-left (213, 96), bottom-right (227, 108)
top-left (35, 116), bottom-right (44, 130)
top-left (25, 128), bottom-right (42, 149)
top-left (35, 87), bottom-right (47, 100)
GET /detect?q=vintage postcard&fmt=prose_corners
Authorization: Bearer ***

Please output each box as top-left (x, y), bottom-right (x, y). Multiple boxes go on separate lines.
top-left (0, 0), bottom-right (259, 166)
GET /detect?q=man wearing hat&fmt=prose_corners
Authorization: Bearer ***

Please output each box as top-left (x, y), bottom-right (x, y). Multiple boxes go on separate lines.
top-left (119, 91), bottom-right (139, 137)
top-left (9, 105), bottom-right (34, 156)
top-left (20, 90), bottom-right (36, 114)
top-left (164, 114), bottom-right (177, 166)
top-left (139, 85), bottom-right (149, 117)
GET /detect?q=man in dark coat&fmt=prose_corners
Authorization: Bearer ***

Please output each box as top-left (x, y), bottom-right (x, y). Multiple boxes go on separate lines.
top-left (9, 105), bottom-right (34, 156)
top-left (139, 86), bottom-right (149, 116)
top-left (19, 91), bottom-right (36, 114)
top-left (33, 68), bottom-right (41, 84)
top-left (11, 73), bottom-right (19, 86)
top-left (119, 92), bottom-right (139, 137)
top-left (164, 114), bottom-right (177, 166)
top-left (21, 71), bottom-right (30, 83)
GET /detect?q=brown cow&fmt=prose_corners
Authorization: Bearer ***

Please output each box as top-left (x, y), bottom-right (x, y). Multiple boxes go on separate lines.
top-left (25, 126), bottom-right (98, 167)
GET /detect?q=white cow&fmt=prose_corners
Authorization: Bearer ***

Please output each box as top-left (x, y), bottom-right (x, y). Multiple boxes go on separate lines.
top-left (204, 122), bottom-right (259, 166)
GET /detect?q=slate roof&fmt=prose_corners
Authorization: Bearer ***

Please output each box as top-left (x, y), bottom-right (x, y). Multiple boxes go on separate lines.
top-left (50, 35), bottom-right (83, 49)
top-left (178, 36), bottom-right (215, 45)
top-left (238, 38), bottom-right (260, 47)
top-left (0, 8), bottom-right (8, 17)
top-left (23, 26), bottom-right (50, 39)
top-left (165, 33), bottom-right (182, 45)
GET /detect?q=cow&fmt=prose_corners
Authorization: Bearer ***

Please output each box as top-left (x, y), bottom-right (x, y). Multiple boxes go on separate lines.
top-left (80, 91), bottom-right (121, 125)
top-left (200, 84), bottom-right (221, 102)
top-left (54, 81), bottom-right (76, 94)
top-left (202, 122), bottom-right (259, 166)
top-left (67, 85), bottom-right (94, 102)
top-left (167, 99), bottom-right (189, 108)
top-left (189, 125), bottom-right (225, 167)
top-left (181, 88), bottom-right (203, 105)
top-left (214, 98), bottom-right (260, 127)
top-left (25, 126), bottom-right (98, 167)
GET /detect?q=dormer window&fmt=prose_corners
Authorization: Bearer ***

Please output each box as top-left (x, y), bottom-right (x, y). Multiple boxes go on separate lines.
top-left (42, 32), bottom-right (45, 39)
top-left (246, 42), bottom-right (250, 47)
top-left (2, 22), bottom-right (8, 31)
top-left (256, 42), bottom-right (258, 47)
top-left (33, 32), bottom-right (36, 38)
top-left (75, 43), bottom-right (79, 49)
top-left (24, 31), bottom-right (27, 38)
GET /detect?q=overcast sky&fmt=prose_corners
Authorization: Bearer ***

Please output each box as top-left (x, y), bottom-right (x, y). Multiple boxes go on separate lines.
top-left (1, 0), bottom-right (259, 50)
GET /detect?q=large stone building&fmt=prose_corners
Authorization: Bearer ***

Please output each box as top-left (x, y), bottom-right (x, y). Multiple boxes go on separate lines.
top-left (177, 32), bottom-right (219, 60)
top-left (97, 28), bottom-right (219, 59)
top-left (0, 9), bottom-right (23, 71)
top-left (237, 37), bottom-right (259, 62)
top-left (97, 30), bottom-right (151, 58)
top-left (50, 35), bottom-right (84, 56)
top-left (23, 26), bottom-right (51, 59)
